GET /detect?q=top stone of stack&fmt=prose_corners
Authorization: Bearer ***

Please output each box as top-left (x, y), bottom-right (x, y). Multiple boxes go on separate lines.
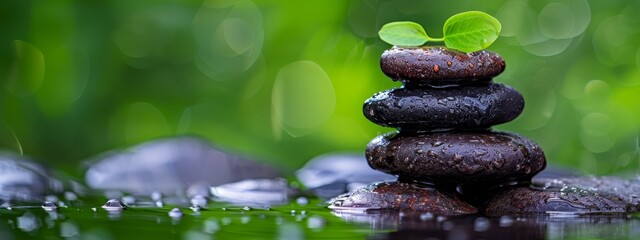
top-left (380, 47), bottom-right (506, 86)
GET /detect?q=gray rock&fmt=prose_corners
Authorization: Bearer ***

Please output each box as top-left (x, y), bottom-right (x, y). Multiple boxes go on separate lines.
top-left (84, 137), bottom-right (280, 195)
top-left (0, 153), bottom-right (57, 202)
top-left (210, 178), bottom-right (296, 206)
top-left (296, 153), bottom-right (396, 199)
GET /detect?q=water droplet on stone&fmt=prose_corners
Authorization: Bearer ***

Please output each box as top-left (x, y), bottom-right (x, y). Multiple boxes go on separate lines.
top-left (432, 141), bottom-right (444, 147)
top-left (475, 149), bottom-right (488, 156)
top-left (492, 158), bottom-right (505, 169)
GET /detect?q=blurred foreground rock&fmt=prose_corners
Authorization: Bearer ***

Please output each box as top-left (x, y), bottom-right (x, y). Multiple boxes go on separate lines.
top-left (84, 137), bottom-right (280, 196)
top-left (296, 153), bottom-right (395, 199)
top-left (0, 152), bottom-right (59, 202)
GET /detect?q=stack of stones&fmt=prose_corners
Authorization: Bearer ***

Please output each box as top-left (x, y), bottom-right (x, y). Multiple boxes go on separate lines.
top-left (330, 47), bottom-right (547, 215)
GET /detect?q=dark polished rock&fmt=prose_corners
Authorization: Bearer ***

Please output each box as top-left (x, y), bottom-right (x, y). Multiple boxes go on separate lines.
top-left (363, 83), bottom-right (524, 130)
top-left (366, 131), bottom-right (546, 187)
top-left (484, 184), bottom-right (639, 216)
top-left (329, 181), bottom-right (477, 215)
top-left (380, 47), bottom-right (505, 85)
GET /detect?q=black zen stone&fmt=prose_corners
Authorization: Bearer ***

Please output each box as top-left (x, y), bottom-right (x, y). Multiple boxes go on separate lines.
top-left (366, 131), bottom-right (546, 187)
top-left (380, 47), bottom-right (505, 86)
top-left (363, 83), bottom-right (524, 130)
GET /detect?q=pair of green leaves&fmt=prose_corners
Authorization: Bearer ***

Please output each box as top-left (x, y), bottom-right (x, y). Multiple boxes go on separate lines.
top-left (378, 11), bottom-right (501, 53)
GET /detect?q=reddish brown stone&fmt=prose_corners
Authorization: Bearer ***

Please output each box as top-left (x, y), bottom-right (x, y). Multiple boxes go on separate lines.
top-left (329, 181), bottom-right (477, 215)
top-left (380, 47), bottom-right (505, 86)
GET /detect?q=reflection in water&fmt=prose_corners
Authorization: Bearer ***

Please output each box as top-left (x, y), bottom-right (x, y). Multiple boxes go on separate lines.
top-left (332, 210), bottom-right (640, 240)
top-left (0, 196), bottom-right (636, 239)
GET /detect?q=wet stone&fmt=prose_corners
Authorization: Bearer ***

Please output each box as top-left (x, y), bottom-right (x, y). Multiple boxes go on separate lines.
top-left (484, 186), bottom-right (638, 216)
top-left (483, 176), bottom-right (640, 216)
top-left (363, 83), bottom-right (524, 130)
top-left (380, 47), bottom-right (505, 85)
top-left (329, 181), bottom-right (477, 215)
top-left (366, 131), bottom-right (546, 187)
top-left (532, 176), bottom-right (640, 206)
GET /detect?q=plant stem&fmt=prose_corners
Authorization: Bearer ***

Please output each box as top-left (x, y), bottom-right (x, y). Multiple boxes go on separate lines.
top-left (427, 37), bottom-right (445, 42)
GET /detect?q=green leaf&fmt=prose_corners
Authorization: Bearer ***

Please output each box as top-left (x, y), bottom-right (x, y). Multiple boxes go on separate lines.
top-left (443, 11), bottom-right (501, 52)
top-left (378, 21), bottom-right (429, 47)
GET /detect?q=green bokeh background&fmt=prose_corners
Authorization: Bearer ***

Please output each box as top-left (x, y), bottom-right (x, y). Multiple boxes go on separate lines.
top-left (1, 0), bottom-right (639, 176)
